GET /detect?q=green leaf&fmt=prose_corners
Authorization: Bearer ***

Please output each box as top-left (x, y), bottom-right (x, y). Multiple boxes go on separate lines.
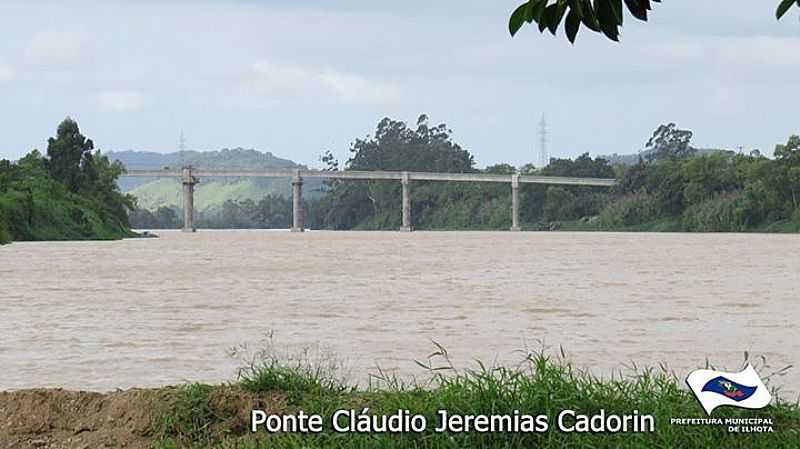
top-left (530, 0), bottom-right (548, 23)
top-left (596, 0), bottom-right (620, 41)
top-left (624, 0), bottom-right (647, 20)
top-left (539, 4), bottom-right (554, 32)
top-left (568, 0), bottom-right (584, 18)
top-left (509, 0), bottom-right (661, 42)
top-left (509, 3), bottom-right (530, 36)
top-left (610, 0), bottom-right (624, 24)
top-left (777, 0), bottom-right (796, 19)
top-left (565, 9), bottom-right (582, 43)
top-left (581, 0), bottom-right (601, 31)
top-left (548, 2), bottom-right (569, 35)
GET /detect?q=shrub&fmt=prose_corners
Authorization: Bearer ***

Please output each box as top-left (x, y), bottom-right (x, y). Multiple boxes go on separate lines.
top-left (0, 221), bottom-right (10, 244)
top-left (598, 193), bottom-right (661, 228)
top-left (544, 187), bottom-right (577, 221)
top-left (681, 192), bottom-right (748, 232)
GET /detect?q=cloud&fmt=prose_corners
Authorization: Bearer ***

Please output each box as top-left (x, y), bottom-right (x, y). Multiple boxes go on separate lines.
top-left (24, 30), bottom-right (89, 67)
top-left (97, 91), bottom-right (144, 112)
top-left (713, 36), bottom-right (800, 68)
top-left (319, 70), bottom-right (399, 104)
top-left (247, 60), bottom-right (399, 105)
top-left (2, 0), bottom-right (798, 163)
top-left (0, 64), bottom-right (14, 82)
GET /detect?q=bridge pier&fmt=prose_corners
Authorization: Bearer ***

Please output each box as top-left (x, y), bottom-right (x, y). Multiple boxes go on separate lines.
top-left (510, 174), bottom-right (520, 232)
top-left (291, 170), bottom-right (304, 232)
top-left (181, 167), bottom-right (197, 232)
top-left (400, 172), bottom-right (412, 232)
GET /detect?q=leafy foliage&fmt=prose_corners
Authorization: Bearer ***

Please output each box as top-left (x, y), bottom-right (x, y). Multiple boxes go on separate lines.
top-left (644, 123), bottom-right (694, 161)
top-left (509, 0), bottom-right (800, 43)
top-left (128, 206), bottom-right (182, 229)
top-left (606, 134), bottom-right (800, 231)
top-left (308, 119), bottom-right (798, 233)
top-left (509, 0), bottom-right (662, 43)
top-left (311, 115), bottom-right (482, 230)
top-left (777, 0), bottom-right (800, 19)
top-left (0, 118), bottom-right (135, 243)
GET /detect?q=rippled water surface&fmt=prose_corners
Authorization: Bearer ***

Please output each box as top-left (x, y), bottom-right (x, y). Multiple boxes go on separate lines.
top-left (1, 231), bottom-right (798, 394)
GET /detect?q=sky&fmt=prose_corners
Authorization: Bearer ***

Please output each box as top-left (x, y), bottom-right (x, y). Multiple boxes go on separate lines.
top-left (1, 0), bottom-right (798, 168)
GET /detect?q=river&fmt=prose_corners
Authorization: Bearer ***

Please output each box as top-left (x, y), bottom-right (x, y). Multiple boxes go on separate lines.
top-left (1, 231), bottom-right (797, 397)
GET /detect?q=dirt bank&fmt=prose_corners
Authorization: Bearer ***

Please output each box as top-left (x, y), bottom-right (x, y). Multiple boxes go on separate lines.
top-left (0, 389), bottom-right (162, 449)
top-left (0, 387), bottom-right (287, 449)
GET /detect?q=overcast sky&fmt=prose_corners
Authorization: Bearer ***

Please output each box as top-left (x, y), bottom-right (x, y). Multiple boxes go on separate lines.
top-left (1, 0), bottom-right (798, 167)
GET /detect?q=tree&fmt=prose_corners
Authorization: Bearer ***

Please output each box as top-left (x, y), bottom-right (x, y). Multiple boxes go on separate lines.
top-left (543, 152), bottom-right (615, 178)
top-left (346, 115), bottom-right (474, 173)
top-left (320, 149), bottom-right (339, 171)
top-left (774, 135), bottom-right (800, 209)
top-left (313, 115), bottom-right (478, 230)
top-left (644, 123), bottom-right (694, 161)
top-left (509, 0), bottom-right (799, 43)
top-left (774, 135), bottom-right (800, 166)
top-left (46, 117), bottom-right (95, 193)
top-left (84, 152), bottom-right (136, 224)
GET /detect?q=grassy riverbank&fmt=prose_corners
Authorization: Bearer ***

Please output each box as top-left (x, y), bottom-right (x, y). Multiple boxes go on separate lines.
top-left (5, 354), bottom-right (797, 449)
top-left (154, 355), bottom-right (800, 449)
top-left (0, 355), bottom-right (800, 449)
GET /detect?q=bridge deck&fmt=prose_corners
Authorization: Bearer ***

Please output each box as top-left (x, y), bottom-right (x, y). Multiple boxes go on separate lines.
top-left (124, 169), bottom-right (617, 187)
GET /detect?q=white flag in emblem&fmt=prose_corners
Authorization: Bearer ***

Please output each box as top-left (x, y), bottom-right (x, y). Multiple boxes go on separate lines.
top-left (686, 364), bottom-right (772, 415)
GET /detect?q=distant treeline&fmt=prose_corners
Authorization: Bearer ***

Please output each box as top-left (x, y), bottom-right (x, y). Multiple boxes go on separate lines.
top-left (130, 115), bottom-right (800, 233)
top-left (0, 118), bottom-right (136, 244)
top-left (7, 116), bottom-right (796, 244)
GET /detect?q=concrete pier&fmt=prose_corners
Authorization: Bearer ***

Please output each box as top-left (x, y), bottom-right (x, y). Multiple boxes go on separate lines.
top-left (510, 174), bottom-right (520, 232)
top-left (400, 172), bottom-right (412, 232)
top-left (181, 167), bottom-right (197, 232)
top-left (291, 170), bottom-right (304, 232)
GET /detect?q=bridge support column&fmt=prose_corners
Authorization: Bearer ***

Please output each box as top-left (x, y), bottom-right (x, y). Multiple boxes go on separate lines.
top-left (510, 174), bottom-right (520, 232)
top-left (291, 170), bottom-right (304, 232)
top-left (400, 172), bottom-right (412, 232)
top-left (182, 167), bottom-right (197, 232)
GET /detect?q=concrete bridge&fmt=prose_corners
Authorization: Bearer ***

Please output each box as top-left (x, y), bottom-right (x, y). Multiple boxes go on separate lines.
top-left (124, 168), bottom-right (617, 232)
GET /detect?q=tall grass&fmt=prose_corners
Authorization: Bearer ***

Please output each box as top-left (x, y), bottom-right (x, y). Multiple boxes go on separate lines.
top-left (152, 347), bottom-right (800, 449)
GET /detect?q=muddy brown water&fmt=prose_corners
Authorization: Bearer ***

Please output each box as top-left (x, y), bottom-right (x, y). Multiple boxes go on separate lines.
top-left (1, 231), bottom-right (798, 397)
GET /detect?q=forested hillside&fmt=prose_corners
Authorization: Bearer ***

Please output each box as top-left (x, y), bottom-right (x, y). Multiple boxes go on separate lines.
top-left (0, 119), bottom-right (136, 244)
top-left (112, 148), bottom-right (323, 219)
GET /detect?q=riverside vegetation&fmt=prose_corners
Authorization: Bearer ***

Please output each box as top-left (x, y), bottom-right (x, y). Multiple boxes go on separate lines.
top-left (151, 348), bottom-right (800, 448)
top-left (0, 118), bottom-right (136, 244)
top-left (129, 116), bottom-right (800, 234)
top-left (5, 347), bottom-right (796, 448)
top-left (4, 116), bottom-right (799, 241)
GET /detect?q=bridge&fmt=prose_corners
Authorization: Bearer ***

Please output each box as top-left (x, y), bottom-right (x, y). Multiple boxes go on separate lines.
top-left (124, 168), bottom-right (617, 232)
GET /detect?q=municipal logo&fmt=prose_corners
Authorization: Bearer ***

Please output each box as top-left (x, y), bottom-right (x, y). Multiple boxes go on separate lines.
top-left (686, 364), bottom-right (772, 415)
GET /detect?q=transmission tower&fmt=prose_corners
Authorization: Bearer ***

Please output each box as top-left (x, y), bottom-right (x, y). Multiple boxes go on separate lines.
top-left (538, 115), bottom-right (548, 168)
top-left (179, 130), bottom-right (186, 166)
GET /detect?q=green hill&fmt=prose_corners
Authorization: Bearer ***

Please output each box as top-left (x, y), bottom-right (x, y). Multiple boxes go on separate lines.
top-left (109, 148), bottom-right (322, 212)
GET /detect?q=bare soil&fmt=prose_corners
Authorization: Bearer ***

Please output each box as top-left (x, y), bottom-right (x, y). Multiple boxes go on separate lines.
top-left (0, 387), bottom-right (286, 449)
top-left (0, 388), bottom-right (162, 449)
